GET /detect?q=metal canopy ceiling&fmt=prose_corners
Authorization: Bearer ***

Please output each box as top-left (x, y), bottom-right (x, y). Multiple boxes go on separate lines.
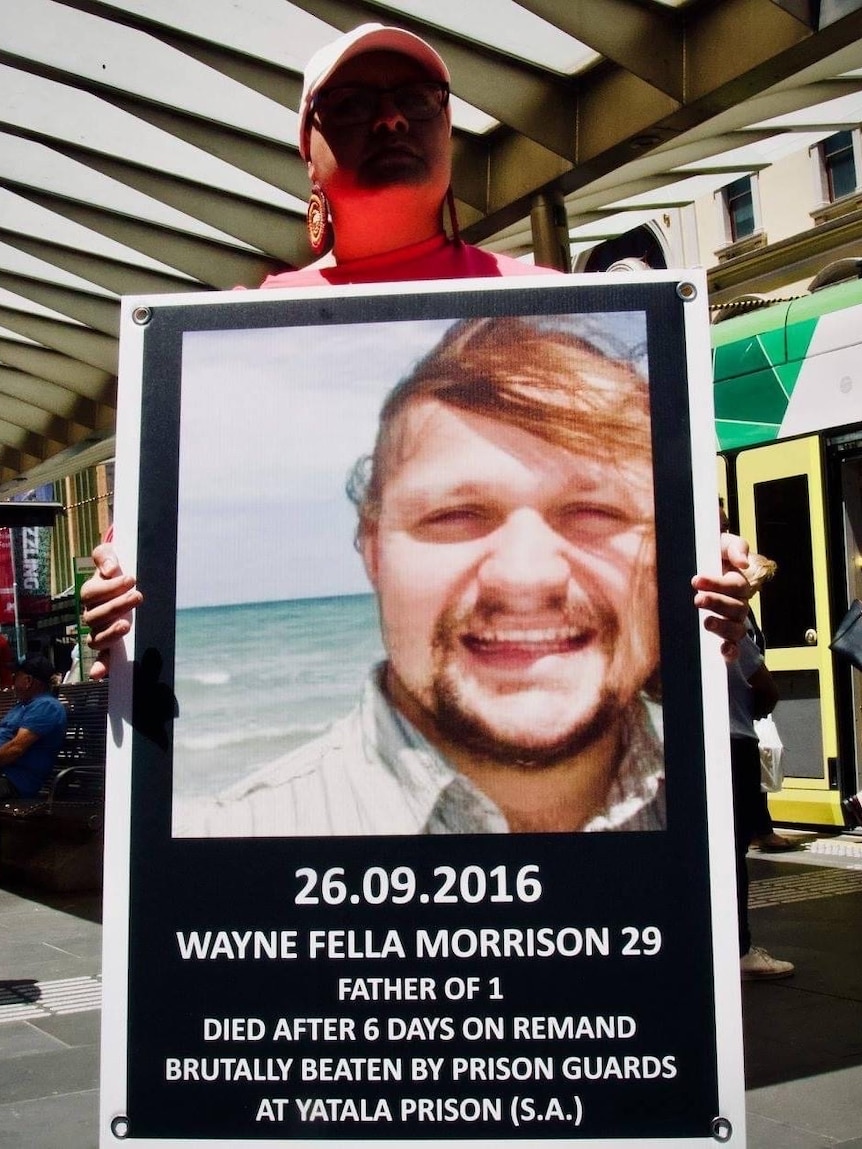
top-left (3, 0), bottom-right (862, 496)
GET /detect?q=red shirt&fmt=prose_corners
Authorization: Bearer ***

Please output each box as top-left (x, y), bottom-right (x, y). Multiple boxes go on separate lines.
top-left (259, 234), bottom-right (559, 288)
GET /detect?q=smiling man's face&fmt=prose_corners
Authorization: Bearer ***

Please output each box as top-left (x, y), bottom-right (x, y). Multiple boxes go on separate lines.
top-left (361, 398), bottom-right (658, 765)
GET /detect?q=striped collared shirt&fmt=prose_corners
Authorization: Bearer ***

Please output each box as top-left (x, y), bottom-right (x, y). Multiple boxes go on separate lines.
top-left (176, 666), bottom-right (665, 837)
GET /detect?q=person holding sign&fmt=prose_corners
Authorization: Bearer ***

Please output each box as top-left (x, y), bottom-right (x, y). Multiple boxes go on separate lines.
top-left (177, 318), bottom-right (661, 835)
top-left (268, 23), bottom-right (561, 287)
top-left (80, 23), bottom-right (750, 673)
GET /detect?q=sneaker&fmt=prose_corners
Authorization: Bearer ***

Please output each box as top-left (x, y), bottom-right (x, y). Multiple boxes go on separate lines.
top-left (842, 794), bottom-right (862, 828)
top-left (740, 946), bottom-right (794, 980)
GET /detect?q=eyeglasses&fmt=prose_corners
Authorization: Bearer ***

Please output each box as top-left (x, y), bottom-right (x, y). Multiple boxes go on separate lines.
top-left (312, 82), bottom-right (449, 129)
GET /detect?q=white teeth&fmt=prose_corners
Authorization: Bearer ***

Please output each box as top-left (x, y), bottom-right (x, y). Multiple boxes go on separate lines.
top-left (472, 626), bottom-right (583, 644)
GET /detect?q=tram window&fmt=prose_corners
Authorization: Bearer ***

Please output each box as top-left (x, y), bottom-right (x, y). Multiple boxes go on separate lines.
top-left (753, 475), bottom-right (816, 647)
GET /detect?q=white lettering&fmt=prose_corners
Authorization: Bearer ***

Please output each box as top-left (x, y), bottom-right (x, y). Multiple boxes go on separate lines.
top-left (294, 1098), bottom-right (393, 1122)
top-left (401, 1097), bottom-right (503, 1122)
top-left (308, 930), bottom-right (406, 959)
top-left (272, 1018), bottom-right (356, 1041)
top-left (338, 977), bottom-right (436, 1001)
top-left (175, 930), bottom-right (297, 960)
top-left (255, 1099), bottom-right (290, 1122)
top-left (415, 927), bottom-right (609, 959)
top-left (300, 1057), bottom-right (401, 1082)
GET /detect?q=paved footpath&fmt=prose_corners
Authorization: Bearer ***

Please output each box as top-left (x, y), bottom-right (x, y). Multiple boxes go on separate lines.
top-left (0, 833), bottom-right (860, 1148)
top-left (0, 884), bottom-right (100, 1149)
top-left (742, 835), bottom-right (862, 1148)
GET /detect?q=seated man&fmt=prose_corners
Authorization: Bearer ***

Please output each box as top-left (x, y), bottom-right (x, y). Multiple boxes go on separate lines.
top-left (0, 656), bottom-right (67, 800)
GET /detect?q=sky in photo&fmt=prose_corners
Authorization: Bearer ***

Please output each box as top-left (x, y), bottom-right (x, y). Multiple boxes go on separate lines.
top-left (175, 309), bottom-right (647, 608)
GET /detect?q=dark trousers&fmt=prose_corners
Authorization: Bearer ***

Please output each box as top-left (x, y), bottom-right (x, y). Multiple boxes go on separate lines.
top-left (730, 736), bottom-right (761, 955)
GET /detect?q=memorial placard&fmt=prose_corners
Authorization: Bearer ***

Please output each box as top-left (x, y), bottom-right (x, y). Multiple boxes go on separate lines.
top-left (100, 273), bottom-right (745, 1147)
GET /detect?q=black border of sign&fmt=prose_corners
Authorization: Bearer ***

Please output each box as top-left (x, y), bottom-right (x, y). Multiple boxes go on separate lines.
top-left (113, 278), bottom-right (725, 1145)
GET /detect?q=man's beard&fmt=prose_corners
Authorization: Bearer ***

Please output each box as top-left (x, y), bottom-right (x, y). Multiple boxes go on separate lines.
top-left (420, 597), bottom-right (631, 768)
top-left (431, 683), bottom-right (622, 767)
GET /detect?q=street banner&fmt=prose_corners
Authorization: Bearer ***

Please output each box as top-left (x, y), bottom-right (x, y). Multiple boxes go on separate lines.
top-left (0, 528), bottom-right (15, 626)
top-left (100, 274), bottom-right (745, 1147)
top-left (12, 485), bottom-right (54, 616)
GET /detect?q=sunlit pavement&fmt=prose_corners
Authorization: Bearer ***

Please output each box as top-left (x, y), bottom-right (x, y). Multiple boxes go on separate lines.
top-left (0, 833), bottom-right (860, 1149)
top-left (742, 833), bottom-right (862, 1148)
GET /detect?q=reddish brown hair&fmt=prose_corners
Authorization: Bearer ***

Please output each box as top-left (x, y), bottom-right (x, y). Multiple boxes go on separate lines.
top-left (349, 317), bottom-right (654, 529)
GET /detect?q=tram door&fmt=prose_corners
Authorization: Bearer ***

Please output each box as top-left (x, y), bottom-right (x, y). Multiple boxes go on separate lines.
top-left (836, 443), bottom-right (862, 801)
top-left (735, 435), bottom-right (843, 827)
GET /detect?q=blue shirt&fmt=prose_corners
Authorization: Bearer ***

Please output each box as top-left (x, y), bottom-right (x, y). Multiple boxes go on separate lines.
top-left (0, 693), bottom-right (67, 797)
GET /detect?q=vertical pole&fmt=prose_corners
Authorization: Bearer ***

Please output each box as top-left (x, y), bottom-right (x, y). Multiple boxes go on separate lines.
top-left (530, 192), bottom-right (572, 272)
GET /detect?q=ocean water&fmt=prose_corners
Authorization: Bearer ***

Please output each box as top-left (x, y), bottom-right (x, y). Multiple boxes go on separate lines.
top-left (173, 594), bottom-right (383, 799)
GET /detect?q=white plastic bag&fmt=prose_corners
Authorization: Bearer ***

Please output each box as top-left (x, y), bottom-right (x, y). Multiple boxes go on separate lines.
top-left (754, 715), bottom-right (784, 792)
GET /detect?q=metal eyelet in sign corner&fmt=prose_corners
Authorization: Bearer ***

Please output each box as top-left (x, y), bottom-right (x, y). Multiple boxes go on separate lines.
top-left (110, 1114), bottom-right (130, 1139)
top-left (131, 305), bottom-right (152, 326)
top-left (711, 1115), bottom-right (733, 1142)
top-left (676, 281), bottom-right (698, 302)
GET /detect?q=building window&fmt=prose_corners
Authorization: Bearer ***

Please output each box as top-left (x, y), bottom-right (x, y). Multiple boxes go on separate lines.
top-left (724, 176), bottom-right (755, 241)
top-left (822, 131), bottom-right (857, 201)
top-left (714, 175), bottom-right (764, 258)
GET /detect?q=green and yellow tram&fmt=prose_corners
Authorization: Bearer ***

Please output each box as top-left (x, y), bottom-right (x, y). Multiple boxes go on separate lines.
top-left (712, 264), bottom-right (862, 829)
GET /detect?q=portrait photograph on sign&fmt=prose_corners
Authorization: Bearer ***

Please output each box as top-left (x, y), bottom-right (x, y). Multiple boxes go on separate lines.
top-left (171, 308), bottom-right (661, 839)
top-left (99, 275), bottom-right (745, 1148)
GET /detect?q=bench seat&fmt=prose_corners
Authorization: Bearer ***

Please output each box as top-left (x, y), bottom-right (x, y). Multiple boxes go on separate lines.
top-left (0, 679), bottom-right (109, 891)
